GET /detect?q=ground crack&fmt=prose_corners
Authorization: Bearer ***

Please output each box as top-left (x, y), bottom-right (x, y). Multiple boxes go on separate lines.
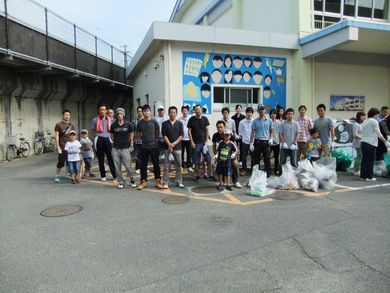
top-left (291, 236), bottom-right (328, 271)
top-left (347, 249), bottom-right (390, 280)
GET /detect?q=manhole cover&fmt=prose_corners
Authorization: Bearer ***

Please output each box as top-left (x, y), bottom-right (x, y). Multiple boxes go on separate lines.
top-left (162, 196), bottom-right (189, 204)
top-left (40, 205), bottom-right (83, 217)
top-left (191, 185), bottom-right (221, 194)
top-left (270, 192), bottom-right (303, 201)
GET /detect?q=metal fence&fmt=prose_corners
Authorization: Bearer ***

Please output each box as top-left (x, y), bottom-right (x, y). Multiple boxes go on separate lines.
top-left (0, 0), bottom-right (131, 67)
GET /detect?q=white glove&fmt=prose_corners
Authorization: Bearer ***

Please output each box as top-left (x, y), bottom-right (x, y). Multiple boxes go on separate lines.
top-left (290, 143), bottom-right (297, 151)
top-left (109, 137), bottom-right (113, 144)
top-left (385, 141), bottom-right (390, 149)
top-left (129, 145), bottom-right (134, 152)
top-left (94, 136), bottom-right (98, 150)
top-left (250, 143), bottom-right (254, 152)
top-left (235, 134), bottom-right (240, 140)
top-left (268, 139), bottom-right (274, 145)
top-left (169, 153), bottom-right (175, 162)
top-left (282, 142), bottom-right (289, 149)
top-left (213, 154), bottom-right (218, 160)
top-left (331, 142), bottom-right (335, 149)
top-left (202, 145), bottom-right (208, 154)
top-left (231, 153), bottom-right (236, 159)
top-left (57, 147), bottom-right (62, 154)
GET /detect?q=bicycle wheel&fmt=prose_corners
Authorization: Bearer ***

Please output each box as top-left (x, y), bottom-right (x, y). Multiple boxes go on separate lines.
top-left (21, 142), bottom-right (30, 158)
top-left (6, 145), bottom-right (16, 162)
top-left (34, 140), bottom-right (44, 155)
top-left (49, 137), bottom-right (56, 152)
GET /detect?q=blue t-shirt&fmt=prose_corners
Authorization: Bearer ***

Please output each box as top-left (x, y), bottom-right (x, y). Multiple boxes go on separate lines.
top-left (252, 118), bottom-right (273, 140)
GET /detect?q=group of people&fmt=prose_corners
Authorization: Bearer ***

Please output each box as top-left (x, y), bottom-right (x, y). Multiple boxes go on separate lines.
top-left (53, 102), bottom-right (390, 189)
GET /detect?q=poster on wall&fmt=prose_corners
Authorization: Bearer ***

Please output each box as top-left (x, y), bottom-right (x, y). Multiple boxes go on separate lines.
top-left (330, 95), bottom-right (365, 111)
top-left (182, 51), bottom-right (287, 114)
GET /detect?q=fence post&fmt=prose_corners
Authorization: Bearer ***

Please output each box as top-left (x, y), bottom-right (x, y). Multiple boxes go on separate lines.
top-left (45, 7), bottom-right (49, 62)
top-left (4, 0), bottom-right (9, 50)
top-left (73, 24), bottom-right (77, 70)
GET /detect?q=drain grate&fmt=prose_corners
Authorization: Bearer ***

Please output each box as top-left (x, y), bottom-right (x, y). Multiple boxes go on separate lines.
top-left (162, 196), bottom-right (189, 204)
top-left (191, 185), bottom-right (221, 194)
top-left (41, 205), bottom-right (83, 217)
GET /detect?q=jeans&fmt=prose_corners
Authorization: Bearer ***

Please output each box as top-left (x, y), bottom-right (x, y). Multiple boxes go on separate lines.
top-left (279, 148), bottom-right (298, 174)
top-left (68, 160), bottom-right (80, 175)
top-left (112, 148), bottom-right (135, 184)
top-left (360, 142), bottom-right (376, 179)
top-left (192, 144), bottom-right (211, 164)
top-left (140, 147), bottom-right (161, 181)
top-left (270, 144), bottom-right (280, 174)
top-left (135, 144), bottom-right (142, 170)
top-left (240, 142), bottom-right (253, 171)
top-left (181, 140), bottom-right (192, 168)
top-left (163, 149), bottom-right (182, 185)
top-left (253, 139), bottom-right (271, 176)
top-left (96, 137), bottom-right (116, 178)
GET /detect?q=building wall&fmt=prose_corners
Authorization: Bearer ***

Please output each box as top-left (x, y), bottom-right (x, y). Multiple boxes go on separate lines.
top-left (177, 0), bottom-right (215, 24)
top-left (209, 6), bottom-right (233, 27)
top-left (314, 62), bottom-right (390, 120)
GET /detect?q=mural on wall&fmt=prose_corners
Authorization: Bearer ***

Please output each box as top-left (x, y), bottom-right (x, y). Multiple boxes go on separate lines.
top-left (182, 51), bottom-right (287, 114)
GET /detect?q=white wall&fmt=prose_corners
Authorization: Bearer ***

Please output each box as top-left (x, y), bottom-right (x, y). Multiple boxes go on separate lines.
top-left (177, 0), bottom-right (215, 24)
top-left (209, 7), bottom-right (233, 27)
top-left (314, 62), bottom-right (390, 120)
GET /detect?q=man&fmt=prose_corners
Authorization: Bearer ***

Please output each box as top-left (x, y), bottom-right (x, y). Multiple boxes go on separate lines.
top-left (279, 108), bottom-right (299, 174)
top-left (269, 109), bottom-right (281, 175)
top-left (91, 105), bottom-right (117, 181)
top-left (132, 106), bottom-right (144, 173)
top-left (188, 104), bottom-right (217, 182)
top-left (377, 106), bottom-right (389, 123)
top-left (179, 105), bottom-right (193, 171)
top-left (54, 109), bottom-right (76, 182)
top-left (107, 108), bottom-right (116, 122)
top-left (313, 104), bottom-right (334, 158)
top-left (154, 105), bottom-right (168, 158)
top-left (162, 106), bottom-right (184, 188)
top-left (137, 104), bottom-right (164, 190)
top-left (296, 105), bottom-right (312, 160)
top-left (232, 104), bottom-right (246, 168)
top-left (212, 121), bottom-right (241, 187)
top-left (221, 107), bottom-right (236, 136)
top-left (250, 104), bottom-right (273, 177)
top-left (110, 108), bottom-right (136, 189)
top-left (238, 107), bottom-right (254, 176)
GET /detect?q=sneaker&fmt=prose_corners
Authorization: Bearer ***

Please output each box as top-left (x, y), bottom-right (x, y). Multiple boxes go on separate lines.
top-left (188, 167), bottom-right (194, 172)
top-left (112, 179), bottom-right (118, 184)
top-left (130, 181), bottom-right (137, 188)
top-left (117, 183), bottom-right (124, 189)
top-left (104, 165), bottom-right (109, 171)
top-left (353, 171), bottom-right (360, 176)
top-left (226, 185), bottom-right (232, 191)
top-left (137, 180), bottom-right (147, 190)
top-left (89, 173), bottom-right (96, 177)
top-left (234, 181), bottom-right (242, 188)
top-left (54, 176), bottom-right (60, 183)
top-left (71, 179), bottom-right (77, 184)
top-left (366, 178), bottom-right (377, 182)
top-left (217, 184), bottom-right (224, 191)
top-left (135, 169), bottom-right (140, 174)
top-left (101, 177), bottom-right (107, 182)
top-left (192, 175), bottom-right (200, 182)
top-left (163, 184), bottom-right (169, 189)
top-left (360, 178), bottom-right (365, 181)
top-left (238, 162), bottom-right (242, 168)
top-left (208, 175), bottom-right (218, 182)
top-left (177, 183), bottom-right (185, 188)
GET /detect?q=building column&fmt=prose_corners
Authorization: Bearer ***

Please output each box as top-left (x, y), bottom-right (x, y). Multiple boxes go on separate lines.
top-left (233, 0), bottom-right (243, 29)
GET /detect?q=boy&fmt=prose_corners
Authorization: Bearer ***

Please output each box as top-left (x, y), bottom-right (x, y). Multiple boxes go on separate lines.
top-left (64, 130), bottom-right (82, 184)
top-left (313, 104), bottom-right (334, 158)
top-left (279, 108), bottom-right (299, 174)
top-left (215, 129), bottom-right (237, 191)
top-left (307, 128), bottom-right (322, 162)
top-left (80, 129), bottom-right (95, 178)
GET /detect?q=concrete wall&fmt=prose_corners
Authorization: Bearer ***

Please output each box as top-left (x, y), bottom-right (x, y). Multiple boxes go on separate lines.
top-left (0, 67), bottom-right (132, 160)
top-left (209, 7), bottom-right (233, 27)
top-left (176, 0), bottom-right (215, 24)
top-left (314, 61), bottom-right (390, 120)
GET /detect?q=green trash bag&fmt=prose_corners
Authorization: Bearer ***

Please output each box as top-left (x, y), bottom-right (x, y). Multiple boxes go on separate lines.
top-left (331, 148), bottom-right (353, 171)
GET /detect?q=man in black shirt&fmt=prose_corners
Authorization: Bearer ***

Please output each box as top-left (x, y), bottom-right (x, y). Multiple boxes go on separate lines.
top-left (136, 104), bottom-right (164, 190)
top-left (162, 106), bottom-right (184, 188)
top-left (212, 120), bottom-right (241, 188)
top-left (187, 104), bottom-right (216, 181)
top-left (110, 108), bottom-right (136, 189)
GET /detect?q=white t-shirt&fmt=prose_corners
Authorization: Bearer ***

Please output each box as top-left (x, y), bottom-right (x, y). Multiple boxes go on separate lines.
top-left (64, 140), bottom-right (82, 162)
top-left (361, 118), bottom-right (382, 147)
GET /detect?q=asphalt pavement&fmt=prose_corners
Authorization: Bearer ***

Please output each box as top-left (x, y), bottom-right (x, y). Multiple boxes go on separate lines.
top-left (0, 153), bottom-right (389, 293)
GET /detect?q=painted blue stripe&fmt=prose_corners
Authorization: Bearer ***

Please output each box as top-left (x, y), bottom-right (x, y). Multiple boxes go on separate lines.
top-left (300, 19), bottom-right (390, 45)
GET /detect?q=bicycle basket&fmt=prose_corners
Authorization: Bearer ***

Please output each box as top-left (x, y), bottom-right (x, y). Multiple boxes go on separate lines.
top-left (35, 131), bottom-right (44, 139)
top-left (6, 135), bottom-right (17, 145)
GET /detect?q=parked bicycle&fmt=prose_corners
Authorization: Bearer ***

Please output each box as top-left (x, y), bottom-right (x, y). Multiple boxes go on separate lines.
top-left (5, 134), bottom-right (30, 162)
top-left (33, 130), bottom-right (56, 155)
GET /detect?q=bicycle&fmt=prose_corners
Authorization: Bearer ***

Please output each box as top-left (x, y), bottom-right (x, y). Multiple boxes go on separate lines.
top-left (33, 130), bottom-right (56, 155)
top-left (6, 135), bottom-right (30, 162)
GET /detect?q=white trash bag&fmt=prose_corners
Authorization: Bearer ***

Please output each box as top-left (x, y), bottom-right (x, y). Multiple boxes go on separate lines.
top-left (267, 162), bottom-right (299, 190)
top-left (313, 157), bottom-right (337, 190)
top-left (374, 160), bottom-right (387, 177)
top-left (248, 165), bottom-right (274, 197)
top-left (296, 159), bottom-right (319, 192)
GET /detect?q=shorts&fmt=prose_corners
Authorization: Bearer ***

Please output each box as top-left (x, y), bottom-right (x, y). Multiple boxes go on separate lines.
top-left (56, 150), bottom-right (67, 169)
top-left (83, 157), bottom-right (92, 170)
top-left (216, 163), bottom-right (232, 177)
top-left (192, 144), bottom-right (211, 164)
top-left (68, 160), bottom-right (80, 175)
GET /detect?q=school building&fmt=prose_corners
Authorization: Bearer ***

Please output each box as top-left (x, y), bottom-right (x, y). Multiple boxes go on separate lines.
top-left (127, 0), bottom-right (390, 131)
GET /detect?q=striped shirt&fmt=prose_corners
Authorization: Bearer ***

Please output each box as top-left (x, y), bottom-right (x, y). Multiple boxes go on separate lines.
top-left (296, 115), bottom-right (313, 142)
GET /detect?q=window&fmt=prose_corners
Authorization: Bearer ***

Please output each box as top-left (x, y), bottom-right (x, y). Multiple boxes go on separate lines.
top-left (325, 0), bottom-right (342, 13)
top-left (374, 0), bottom-right (387, 18)
top-left (358, 0), bottom-right (373, 17)
top-left (212, 86), bottom-right (261, 111)
top-left (314, 0), bottom-right (324, 11)
top-left (344, 0), bottom-right (356, 16)
top-left (145, 94), bottom-right (149, 105)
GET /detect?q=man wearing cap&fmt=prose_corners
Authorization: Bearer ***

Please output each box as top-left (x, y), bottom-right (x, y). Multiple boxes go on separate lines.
top-left (250, 104), bottom-right (273, 177)
top-left (110, 107), bottom-right (136, 189)
top-left (154, 105), bottom-right (168, 158)
top-left (54, 109), bottom-right (76, 183)
top-left (179, 105), bottom-right (193, 171)
top-left (91, 104), bottom-right (117, 182)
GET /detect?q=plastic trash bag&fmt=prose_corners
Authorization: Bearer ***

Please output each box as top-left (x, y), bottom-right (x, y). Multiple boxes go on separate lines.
top-left (297, 158), bottom-right (314, 174)
top-left (296, 159), bottom-right (319, 192)
top-left (313, 157), bottom-right (337, 190)
top-left (374, 160), bottom-right (387, 177)
top-left (331, 148), bottom-right (353, 171)
top-left (248, 165), bottom-right (273, 197)
top-left (267, 162), bottom-right (299, 190)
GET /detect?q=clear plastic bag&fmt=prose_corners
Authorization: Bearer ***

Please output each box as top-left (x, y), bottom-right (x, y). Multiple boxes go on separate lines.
top-left (248, 165), bottom-right (273, 197)
top-left (313, 157), bottom-right (337, 190)
top-left (374, 160), bottom-right (387, 177)
top-left (296, 159), bottom-right (319, 192)
top-left (267, 162), bottom-right (299, 190)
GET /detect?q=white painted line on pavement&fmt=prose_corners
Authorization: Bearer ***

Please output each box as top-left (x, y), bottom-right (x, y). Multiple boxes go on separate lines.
top-left (334, 183), bottom-right (390, 191)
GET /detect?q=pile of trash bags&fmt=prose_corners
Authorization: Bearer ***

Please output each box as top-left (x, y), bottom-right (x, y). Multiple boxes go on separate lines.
top-left (248, 158), bottom-right (338, 196)
top-left (331, 148), bottom-right (354, 171)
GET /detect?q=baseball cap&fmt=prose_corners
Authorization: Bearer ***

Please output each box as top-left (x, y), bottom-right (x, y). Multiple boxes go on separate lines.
top-left (223, 129), bottom-right (231, 135)
top-left (116, 107), bottom-right (125, 116)
top-left (257, 104), bottom-right (265, 110)
top-left (158, 105), bottom-right (165, 110)
top-left (80, 129), bottom-right (88, 134)
top-left (69, 130), bottom-right (77, 135)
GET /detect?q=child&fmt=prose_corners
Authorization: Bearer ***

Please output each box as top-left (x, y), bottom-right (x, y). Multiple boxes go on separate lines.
top-left (215, 129), bottom-right (238, 191)
top-left (307, 128), bottom-right (322, 163)
top-left (80, 129), bottom-right (95, 178)
top-left (64, 130), bottom-right (82, 184)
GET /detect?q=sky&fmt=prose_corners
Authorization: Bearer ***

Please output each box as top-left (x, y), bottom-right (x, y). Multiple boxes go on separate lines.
top-left (33, 0), bottom-right (177, 56)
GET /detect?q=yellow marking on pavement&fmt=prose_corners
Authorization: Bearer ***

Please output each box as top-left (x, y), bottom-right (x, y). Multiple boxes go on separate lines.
top-left (240, 198), bottom-right (274, 205)
top-left (224, 193), bottom-right (242, 204)
top-left (81, 179), bottom-right (116, 186)
top-left (195, 196), bottom-right (241, 205)
top-left (301, 191), bottom-right (331, 196)
top-left (333, 188), bottom-right (352, 193)
top-left (143, 188), bottom-right (186, 197)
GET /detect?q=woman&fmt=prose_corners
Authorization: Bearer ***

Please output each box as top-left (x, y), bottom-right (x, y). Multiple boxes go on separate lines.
top-left (352, 111), bottom-right (366, 176)
top-left (360, 108), bottom-right (390, 181)
top-left (276, 106), bottom-right (285, 121)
